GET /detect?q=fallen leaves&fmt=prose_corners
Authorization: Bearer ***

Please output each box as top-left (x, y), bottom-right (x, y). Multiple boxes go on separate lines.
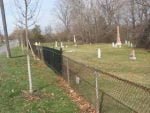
top-left (57, 77), bottom-right (96, 113)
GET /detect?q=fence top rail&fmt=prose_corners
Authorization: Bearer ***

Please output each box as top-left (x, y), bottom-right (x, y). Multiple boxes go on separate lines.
top-left (63, 55), bottom-right (150, 93)
top-left (42, 46), bottom-right (62, 55)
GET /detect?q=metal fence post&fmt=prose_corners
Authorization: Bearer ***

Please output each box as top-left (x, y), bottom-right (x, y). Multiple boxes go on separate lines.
top-left (95, 71), bottom-right (100, 113)
top-left (38, 46), bottom-right (40, 58)
top-left (66, 58), bottom-right (70, 84)
top-left (100, 92), bottom-right (104, 113)
top-left (40, 46), bottom-right (43, 61)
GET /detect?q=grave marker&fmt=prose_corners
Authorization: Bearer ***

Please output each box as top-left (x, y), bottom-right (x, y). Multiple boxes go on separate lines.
top-left (55, 41), bottom-right (58, 48)
top-left (129, 49), bottom-right (136, 60)
top-left (35, 42), bottom-right (38, 46)
top-left (98, 48), bottom-right (101, 58)
top-left (112, 42), bottom-right (115, 47)
top-left (60, 42), bottom-right (64, 48)
top-left (125, 40), bottom-right (128, 45)
top-left (76, 76), bottom-right (80, 84)
top-left (116, 26), bottom-right (122, 48)
top-left (128, 41), bottom-right (130, 47)
top-left (74, 35), bottom-right (77, 46)
top-left (130, 43), bottom-right (133, 48)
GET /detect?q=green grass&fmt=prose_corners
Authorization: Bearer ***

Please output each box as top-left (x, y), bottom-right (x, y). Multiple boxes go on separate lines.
top-left (61, 44), bottom-right (150, 88)
top-left (0, 47), bottom-right (79, 113)
top-left (43, 42), bottom-right (150, 113)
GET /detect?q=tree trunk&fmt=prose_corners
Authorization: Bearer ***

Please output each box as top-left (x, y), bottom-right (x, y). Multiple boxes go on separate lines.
top-left (25, 0), bottom-right (33, 94)
top-left (0, 0), bottom-right (11, 58)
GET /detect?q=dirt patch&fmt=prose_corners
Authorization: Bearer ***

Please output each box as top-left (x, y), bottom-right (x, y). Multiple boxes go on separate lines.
top-left (56, 76), bottom-right (96, 113)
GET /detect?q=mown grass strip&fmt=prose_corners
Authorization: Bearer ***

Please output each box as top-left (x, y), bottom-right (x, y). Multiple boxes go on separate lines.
top-left (0, 47), bottom-right (79, 113)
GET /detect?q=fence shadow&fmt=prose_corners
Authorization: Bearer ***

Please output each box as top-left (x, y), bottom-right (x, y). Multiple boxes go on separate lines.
top-left (11, 55), bottom-right (26, 59)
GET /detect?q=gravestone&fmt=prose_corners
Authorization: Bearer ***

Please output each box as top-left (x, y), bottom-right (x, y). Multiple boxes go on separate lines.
top-left (38, 42), bottom-right (41, 46)
top-left (130, 43), bottom-right (133, 48)
top-left (98, 48), bottom-right (101, 58)
top-left (125, 40), bottom-right (128, 45)
top-left (35, 42), bottom-right (38, 46)
top-left (128, 41), bottom-right (131, 47)
top-left (112, 42), bottom-right (115, 47)
top-left (73, 35), bottom-right (77, 46)
top-left (60, 42), bottom-right (64, 48)
top-left (55, 41), bottom-right (58, 48)
top-left (76, 76), bottom-right (80, 84)
top-left (116, 26), bottom-right (122, 48)
top-left (129, 49), bottom-right (136, 60)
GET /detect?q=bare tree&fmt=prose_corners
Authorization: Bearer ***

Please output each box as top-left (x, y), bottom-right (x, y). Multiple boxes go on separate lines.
top-left (45, 25), bottom-right (53, 39)
top-left (135, 0), bottom-right (150, 7)
top-left (14, 0), bottom-right (41, 94)
top-left (55, 0), bottom-right (72, 33)
top-left (52, 0), bottom-right (149, 48)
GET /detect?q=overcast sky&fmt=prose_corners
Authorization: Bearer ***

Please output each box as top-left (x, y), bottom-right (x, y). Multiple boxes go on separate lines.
top-left (0, 0), bottom-right (58, 34)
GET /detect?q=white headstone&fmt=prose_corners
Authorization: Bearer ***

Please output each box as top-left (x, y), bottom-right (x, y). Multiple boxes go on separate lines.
top-left (125, 40), bottom-right (128, 45)
top-left (128, 41), bottom-right (130, 47)
top-left (98, 48), bottom-right (101, 58)
top-left (55, 41), bottom-right (58, 48)
top-left (76, 76), bottom-right (80, 84)
top-left (130, 43), bottom-right (133, 48)
top-left (112, 42), bottom-right (115, 47)
top-left (60, 42), bottom-right (64, 48)
top-left (35, 42), bottom-right (38, 46)
top-left (129, 49), bottom-right (136, 60)
top-left (38, 42), bottom-right (41, 46)
top-left (74, 35), bottom-right (77, 46)
top-left (73, 35), bottom-right (76, 43)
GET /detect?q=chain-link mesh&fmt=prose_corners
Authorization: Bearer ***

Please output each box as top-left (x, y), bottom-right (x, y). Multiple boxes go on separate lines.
top-left (62, 56), bottom-right (150, 113)
top-left (32, 45), bottom-right (150, 113)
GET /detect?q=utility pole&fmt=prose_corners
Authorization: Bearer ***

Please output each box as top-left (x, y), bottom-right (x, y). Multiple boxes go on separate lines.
top-left (0, 0), bottom-right (11, 58)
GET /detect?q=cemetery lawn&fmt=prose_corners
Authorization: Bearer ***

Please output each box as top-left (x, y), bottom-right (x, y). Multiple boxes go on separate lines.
top-left (62, 44), bottom-right (150, 88)
top-left (0, 47), bottom-right (79, 113)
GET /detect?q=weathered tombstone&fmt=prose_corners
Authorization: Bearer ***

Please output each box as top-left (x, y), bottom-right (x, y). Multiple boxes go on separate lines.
top-left (35, 42), bottom-right (38, 46)
top-left (73, 35), bottom-right (77, 46)
top-left (125, 40), bottom-right (128, 45)
top-left (129, 49), bottom-right (136, 60)
top-left (116, 26), bottom-right (122, 48)
top-left (76, 76), bottom-right (80, 84)
top-left (55, 41), bottom-right (58, 48)
top-left (130, 43), bottom-right (133, 48)
top-left (73, 35), bottom-right (76, 43)
top-left (128, 41), bottom-right (130, 47)
top-left (98, 48), bottom-right (101, 58)
top-left (112, 42), bottom-right (115, 47)
top-left (60, 42), bottom-right (64, 48)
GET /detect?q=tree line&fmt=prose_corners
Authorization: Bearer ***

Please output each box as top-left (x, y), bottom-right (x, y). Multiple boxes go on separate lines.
top-left (3, 0), bottom-right (150, 49)
top-left (53, 0), bottom-right (150, 48)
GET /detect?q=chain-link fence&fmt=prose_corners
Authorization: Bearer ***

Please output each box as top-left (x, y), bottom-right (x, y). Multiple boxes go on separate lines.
top-left (32, 45), bottom-right (150, 113)
top-left (62, 56), bottom-right (150, 113)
